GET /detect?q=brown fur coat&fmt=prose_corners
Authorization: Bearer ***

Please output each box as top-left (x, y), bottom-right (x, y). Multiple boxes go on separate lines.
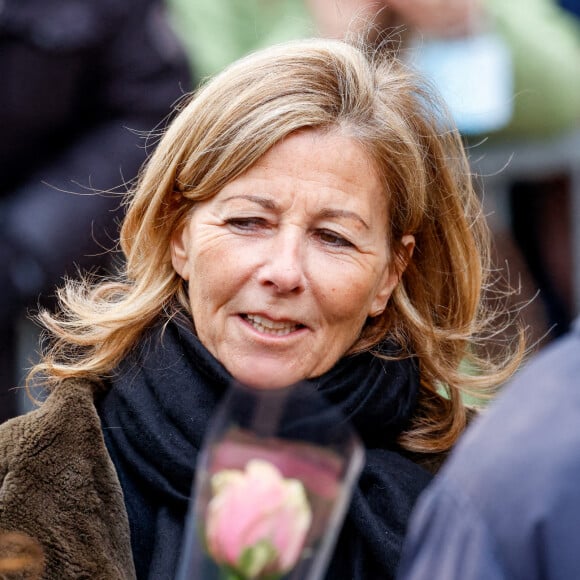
top-left (0, 380), bottom-right (135, 579)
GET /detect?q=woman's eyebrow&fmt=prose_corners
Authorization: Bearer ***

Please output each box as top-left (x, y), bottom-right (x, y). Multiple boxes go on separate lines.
top-left (319, 208), bottom-right (369, 230)
top-left (221, 194), bottom-right (278, 210)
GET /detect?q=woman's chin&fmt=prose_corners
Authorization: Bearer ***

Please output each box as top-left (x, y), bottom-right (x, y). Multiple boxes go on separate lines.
top-left (228, 359), bottom-right (309, 391)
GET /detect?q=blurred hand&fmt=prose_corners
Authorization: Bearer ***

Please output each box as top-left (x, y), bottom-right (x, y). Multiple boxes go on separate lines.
top-left (306, 0), bottom-right (397, 38)
top-left (0, 531), bottom-right (44, 579)
top-left (387, 0), bottom-right (482, 36)
top-left (307, 0), bottom-right (482, 39)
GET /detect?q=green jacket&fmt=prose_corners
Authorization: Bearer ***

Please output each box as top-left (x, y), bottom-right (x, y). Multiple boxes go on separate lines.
top-left (167, 0), bottom-right (312, 80)
top-left (486, 0), bottom-right (580, 137)
top-left (167, 0), bottom-right (580, 138)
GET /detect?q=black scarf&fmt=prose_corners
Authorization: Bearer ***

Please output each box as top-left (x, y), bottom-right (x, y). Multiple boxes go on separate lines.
top-left (97, 314), bottom-right (433, 580)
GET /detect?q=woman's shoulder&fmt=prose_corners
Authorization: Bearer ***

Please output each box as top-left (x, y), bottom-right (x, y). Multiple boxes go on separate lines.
top-left (0, 377), bottom-right (102, 469)
top-left (0, 377), bottom-right (135, 579)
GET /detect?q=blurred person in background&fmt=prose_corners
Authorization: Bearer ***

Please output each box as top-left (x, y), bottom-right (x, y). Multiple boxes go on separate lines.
top-left (0, 0), bottom-right (193, 422)
top-left (307, 0), bottom-right (579, 138)
top-left (507, 0), bottom-right (580, 340)
top-left (397, 315), bottom-right (580, 580)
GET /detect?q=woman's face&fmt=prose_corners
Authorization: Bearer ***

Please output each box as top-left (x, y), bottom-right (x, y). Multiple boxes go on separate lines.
top-left (171, 129), bottom-right (413, 388)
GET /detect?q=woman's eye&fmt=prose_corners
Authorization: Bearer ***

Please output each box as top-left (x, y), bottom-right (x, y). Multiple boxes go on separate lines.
top-left (225, 217), bottom-right (268, 231)
top-left (316, 229), bottom-right (354, 247)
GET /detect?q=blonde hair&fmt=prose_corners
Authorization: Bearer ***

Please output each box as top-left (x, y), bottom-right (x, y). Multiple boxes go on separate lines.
top-left (31, 37), bottom-right (524, 453)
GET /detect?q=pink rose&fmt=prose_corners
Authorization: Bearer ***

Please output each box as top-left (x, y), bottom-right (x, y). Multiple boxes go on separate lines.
top-left (205, 459), bottom-right (313, 579)
top-left (211, 438), bottom-right (342, 500)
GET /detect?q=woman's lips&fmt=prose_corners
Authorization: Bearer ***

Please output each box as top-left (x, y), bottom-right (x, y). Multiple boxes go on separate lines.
top-left (241, 313), bottom-right (305, 336)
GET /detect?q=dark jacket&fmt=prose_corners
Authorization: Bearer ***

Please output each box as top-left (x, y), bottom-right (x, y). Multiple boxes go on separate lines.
top-left (398, 318), bottom-right (580, 580)
top-left (0, 0), bottom-right (191, 294)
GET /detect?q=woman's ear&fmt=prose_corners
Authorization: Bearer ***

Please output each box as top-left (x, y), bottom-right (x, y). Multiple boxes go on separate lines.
top-left (368, 234), bottom-right (415, 317)
top-left (170, 223), bottom-right (190, 281)
top-left (399, 234), bottom-right (415, 266)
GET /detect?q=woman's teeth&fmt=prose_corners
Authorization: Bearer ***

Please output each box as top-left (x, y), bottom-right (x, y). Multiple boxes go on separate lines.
top-left (245, 314), bottom-right (300, 336)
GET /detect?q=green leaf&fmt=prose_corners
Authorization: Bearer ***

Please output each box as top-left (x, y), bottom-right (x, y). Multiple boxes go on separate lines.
top-left (218, 566), bottom-right (245, 580)
top-left (237, 540), bottom-right (278, 578)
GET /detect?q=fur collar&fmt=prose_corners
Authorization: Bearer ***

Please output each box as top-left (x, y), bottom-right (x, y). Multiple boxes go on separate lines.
top-left (0, 379), bottom-right (135, 579)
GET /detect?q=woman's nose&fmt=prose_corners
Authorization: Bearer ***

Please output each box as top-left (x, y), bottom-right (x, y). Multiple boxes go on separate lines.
top-left (257, 229), bottom-right (306, 294)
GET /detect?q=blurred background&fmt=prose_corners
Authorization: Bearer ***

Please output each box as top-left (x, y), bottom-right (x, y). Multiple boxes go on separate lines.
top-left (1, 0), bottom-right (579, 422)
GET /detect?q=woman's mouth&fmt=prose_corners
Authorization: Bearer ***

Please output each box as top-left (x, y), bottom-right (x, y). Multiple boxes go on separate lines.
top-left (242, 314), bottom-right (304, 336)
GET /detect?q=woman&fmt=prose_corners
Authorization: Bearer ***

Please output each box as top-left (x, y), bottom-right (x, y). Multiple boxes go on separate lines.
top-left (0, 38), bottom-right (523, 579)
